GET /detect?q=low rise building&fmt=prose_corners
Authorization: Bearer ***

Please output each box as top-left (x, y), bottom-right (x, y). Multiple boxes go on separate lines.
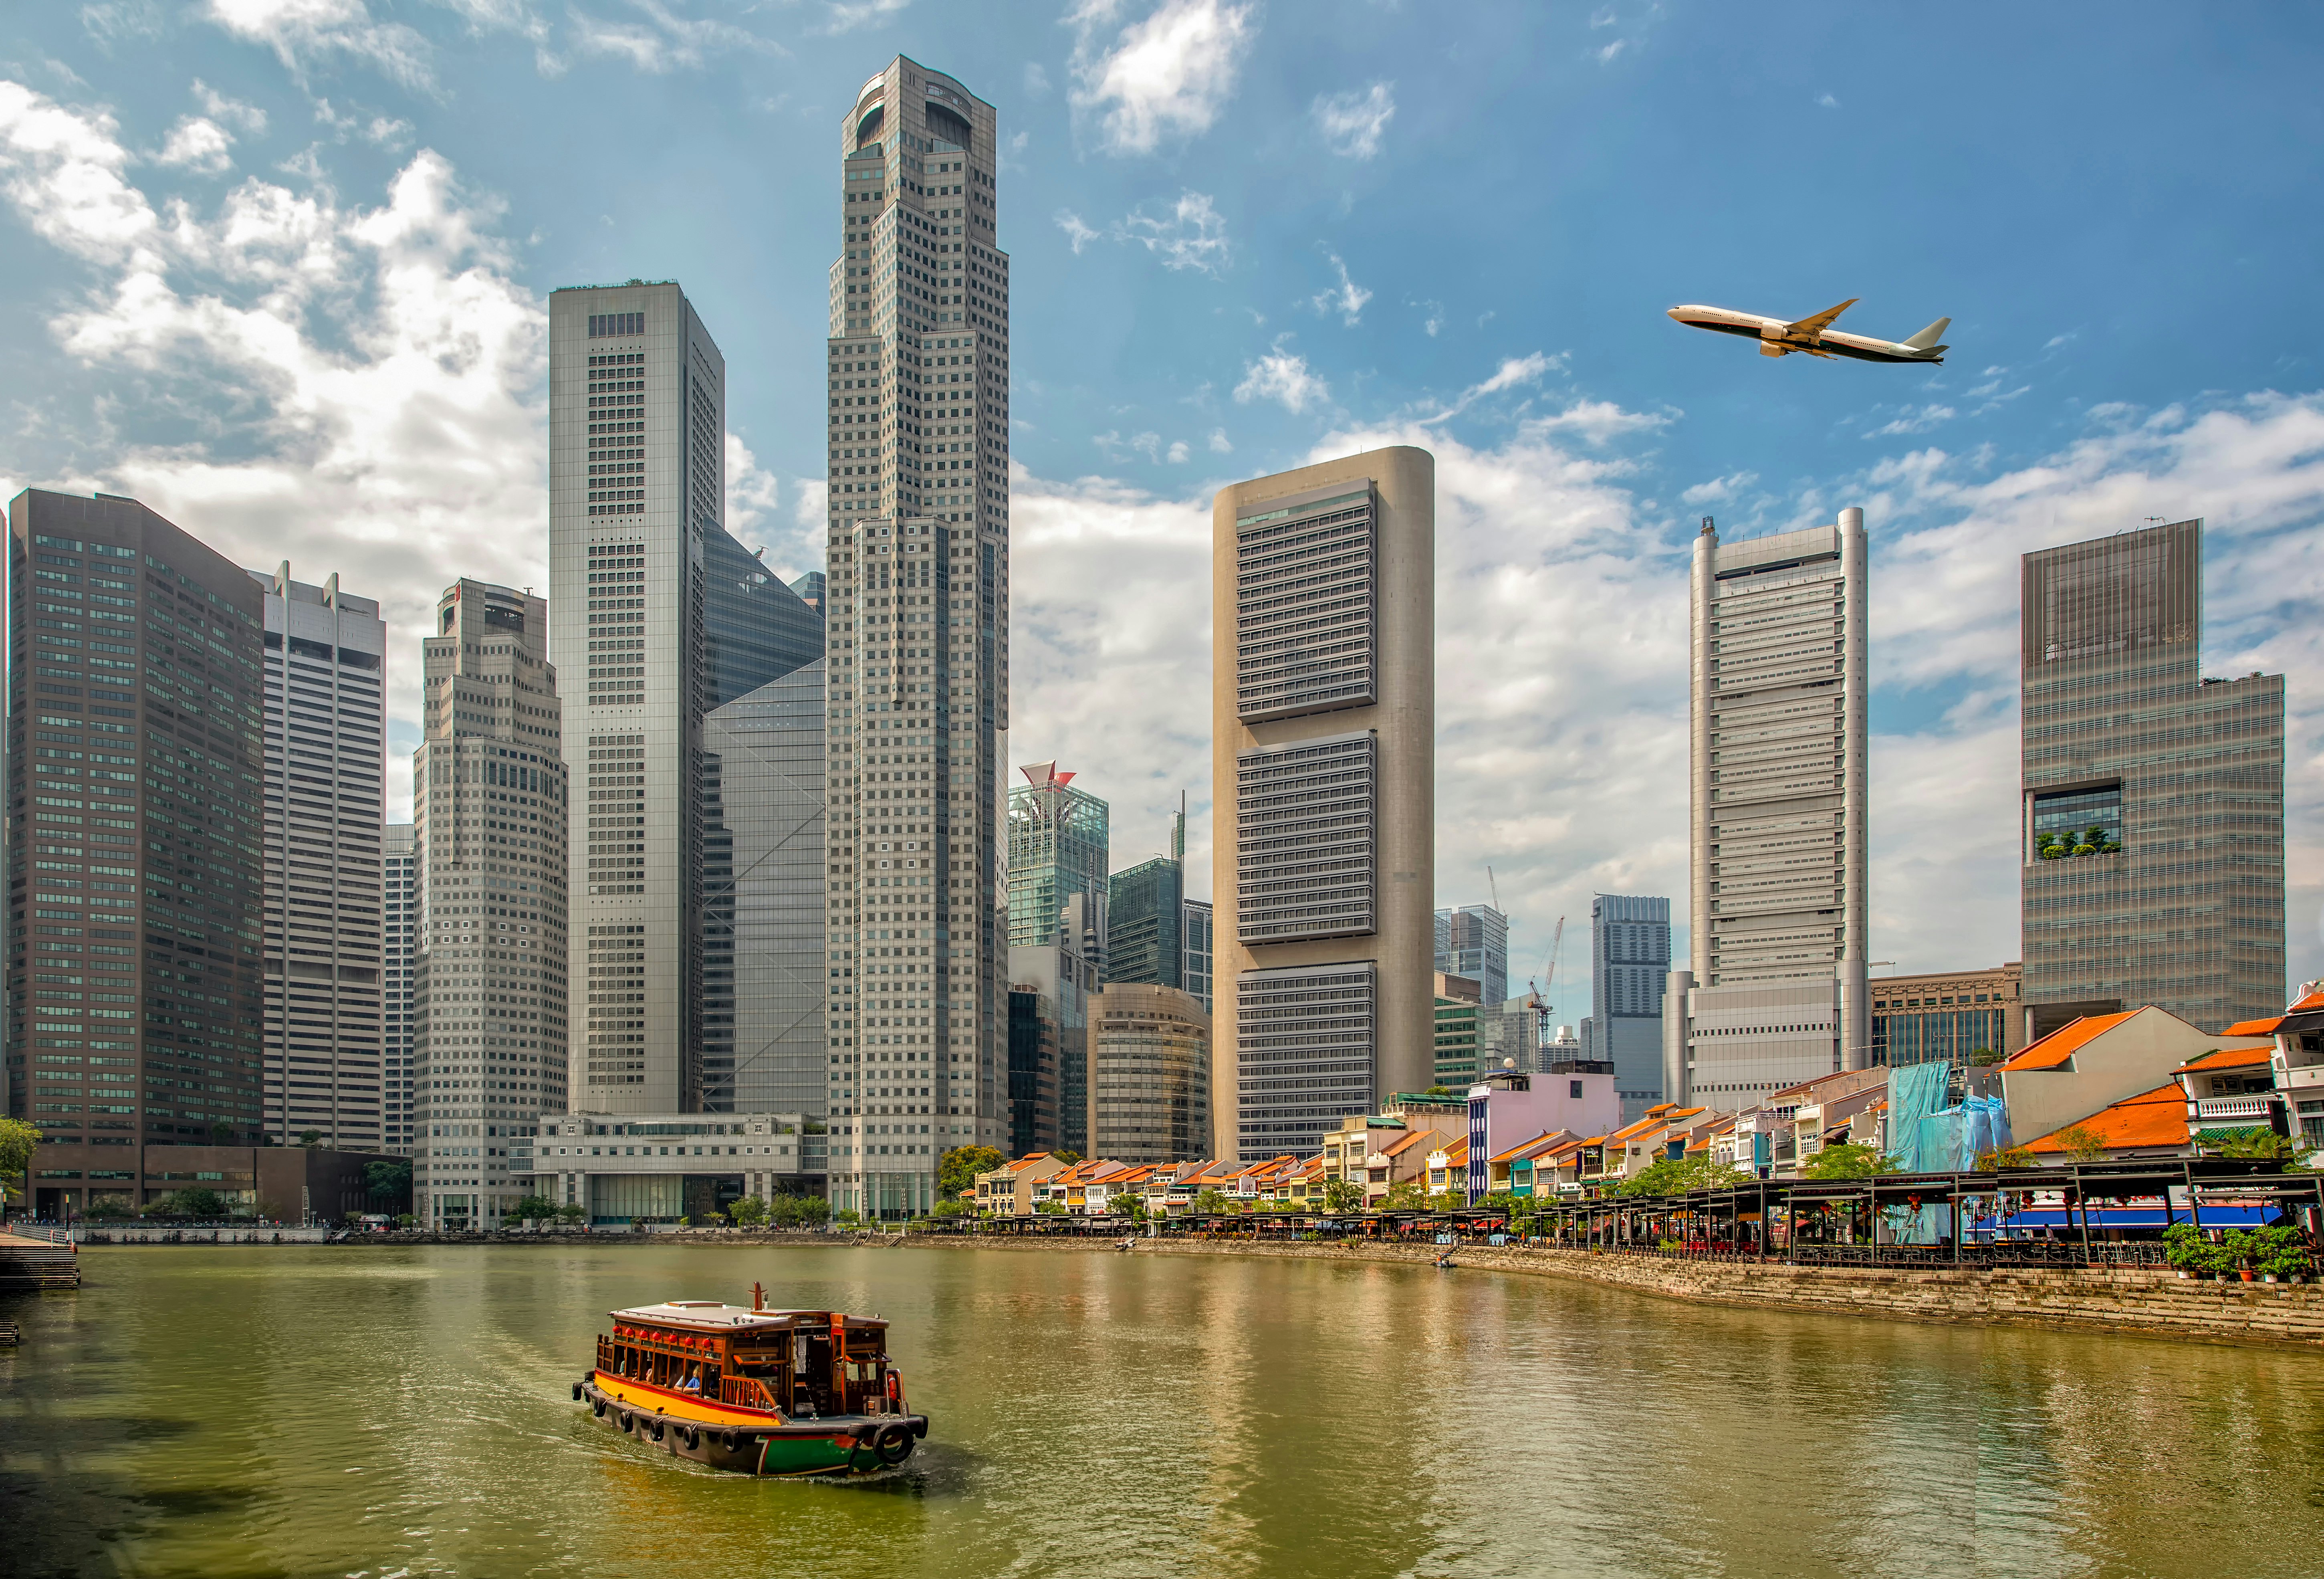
top-left (1998, 1006), bottom-right (2269, 1149)
top-left (528, 1113), bottom-right (818, 1225)
top-left (974, 1152), bottom-right (1069, 1217)
top-left (1464, 1062), bottom-right (1621, 1202)
top-left (1870, 963), bottom-right (2024, 1067)
top-left (2226, 983), bottom-right (2324, 1165)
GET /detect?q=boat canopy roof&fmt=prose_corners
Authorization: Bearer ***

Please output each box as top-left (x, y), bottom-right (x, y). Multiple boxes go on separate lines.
top-left (607, 1301), bottom-right (888, 1333)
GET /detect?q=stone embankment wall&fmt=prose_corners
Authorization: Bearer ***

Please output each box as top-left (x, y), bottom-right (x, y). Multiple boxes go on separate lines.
top-left (956, 1236), bottom-right (2324, 1350)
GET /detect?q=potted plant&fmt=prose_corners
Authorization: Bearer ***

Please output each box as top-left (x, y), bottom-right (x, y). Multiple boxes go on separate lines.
top-left (2163, 1222), bottom-right (2227, 1278)
top-left (2251, 1225), bottom-right (2311, 1284)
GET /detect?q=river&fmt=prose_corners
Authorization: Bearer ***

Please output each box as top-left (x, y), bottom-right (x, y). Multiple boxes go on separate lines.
top-left (2, 1244), bottom-right (2320, 1578)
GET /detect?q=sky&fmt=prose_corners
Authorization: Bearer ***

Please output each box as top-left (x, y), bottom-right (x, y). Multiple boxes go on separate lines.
top-left (2, 2), bottom-right (2321, 1023)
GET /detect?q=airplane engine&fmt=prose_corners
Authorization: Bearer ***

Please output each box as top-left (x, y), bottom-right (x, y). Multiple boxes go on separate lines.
top-left (1758, 343), bottom-right (1791, 357)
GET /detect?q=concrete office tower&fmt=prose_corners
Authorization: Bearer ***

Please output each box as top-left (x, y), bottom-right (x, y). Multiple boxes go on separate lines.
top-left (821, 56), bottom-right (1012, 1220)
top-left (1212, 448), bottom-right (1435, 1162)
top-left (2021, 519), bottom-right (2284, 1036)
top-left (7, 490), bottom-right (266, 1217)
top-left (548, 281), bottom-right (823, 1118)
top-left (789, 571), bottom-right (827, 614)
top-left (1434, 905), bottom-right (1508, 1007)
top-left (1089, 982), bottom-right (1211, 1163)
top-left (1109, 804), bottom-right (1187, 989)
top-left (383, 824), bottom-right (417, 1151)
top-left (1183, 898), bottom-right (1214, 1012)
top-left (1009, 889), bottom-right (1103, 1157)
top-left (251, 565), bottom-right (387, 1149)
top-left (1009, 764), bottom-right (1109, 949)
top-left (412, 581), bottom-right (570, 1232)
top-left (1668, 512), bottom-right (1870, 1115)
top-left (1587, 894), bottom-right (1671, 1118)
top-left (701, 659), bottom-right (828, 1121)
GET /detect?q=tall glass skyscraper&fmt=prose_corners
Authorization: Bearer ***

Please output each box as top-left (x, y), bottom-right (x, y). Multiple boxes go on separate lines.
top-left (1009, 764), bottom-right (1109, 949)
top-left (547, 281), bottom-right (821, 1115)
top-left (1670, 511), bottom-right (1870, 1116)
top-left (701, 659), bottom-right (828, 1121)
top-left (252, 565), bottom-right (386, 1149)
top-left (1586, 893), bottom-right (1670, 1112)
top-left (383, 823), bottom-right (417, 1151)
top-left (820, 56), bottom-right (1012, 1219)
top-left (1108, 805), bottom-right (1186, 989)
top-left (1434, 904), bottom-right (1507, 1007)
top-left (2020, 519), bottom-right (2284, 1035)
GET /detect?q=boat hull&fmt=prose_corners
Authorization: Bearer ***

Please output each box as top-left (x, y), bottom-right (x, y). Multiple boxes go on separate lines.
top-left (577, 1378), bottom-right (926, 1477)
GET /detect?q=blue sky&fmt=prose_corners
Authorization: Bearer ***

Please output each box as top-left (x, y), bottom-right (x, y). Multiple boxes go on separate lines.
top-left (4, 2), bottom-right (2321, 1018)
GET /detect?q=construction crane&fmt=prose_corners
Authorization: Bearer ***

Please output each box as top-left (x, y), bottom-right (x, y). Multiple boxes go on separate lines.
top-left (1525, 915), bottom-right (1565, 1061)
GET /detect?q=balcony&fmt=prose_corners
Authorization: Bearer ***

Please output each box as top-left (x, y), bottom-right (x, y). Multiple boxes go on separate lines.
top-left (2191, 1094), bottom-right (2276, 1123)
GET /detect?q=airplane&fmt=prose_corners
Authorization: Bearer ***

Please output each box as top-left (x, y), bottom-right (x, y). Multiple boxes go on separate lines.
top-left (1666, 299), bottom-right (1949, 363)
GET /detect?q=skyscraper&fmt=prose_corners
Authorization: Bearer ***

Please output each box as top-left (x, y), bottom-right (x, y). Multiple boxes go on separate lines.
top-left (1008, 764), bottom-right (1109, 950)
top-left (1089, 982), bottom-right (1210, 1164)
top-left (252, 565), bottom-right (386, 1149)
top-left (2020, 519), bottom-right (2284, 1036)
top-left (1212, 449), bottom-right (1436, 1162)
top-left (701, 658), bottom-right (828, 1120)
top-left (1434, 904), bottom-right (1507, 1007)
top-left (1184, 898), bottom-right (1214, 1013)
top-left (548, 281), bottom-right (823, 1117)
top-left (1108, 804), bottom-right (1186, 990)
top-left (7, 490), bottom-right (266, 1217)
top-left (1587, 893), bottom-right (1670, 1117)
top-left (820, 56), bottom-right (1011, 1219)
top-left (383, 822), bottom-right (417, 1151)
top-left (412, 581), bottom-right (569, 1231)
top-left (1667, 512), bottom-right (1869, 1114)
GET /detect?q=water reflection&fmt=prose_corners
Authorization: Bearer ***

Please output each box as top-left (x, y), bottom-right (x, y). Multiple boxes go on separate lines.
top-left (0, 1246), bottom-right (2318, 1578)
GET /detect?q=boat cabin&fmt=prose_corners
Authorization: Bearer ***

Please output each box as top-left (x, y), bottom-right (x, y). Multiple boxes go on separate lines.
top-left (595, 1300), bottom-right (902, 1420)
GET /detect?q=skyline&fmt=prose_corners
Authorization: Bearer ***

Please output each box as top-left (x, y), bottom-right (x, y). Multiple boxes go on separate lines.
top-left (1, 5), bottom-right (2320, 1022)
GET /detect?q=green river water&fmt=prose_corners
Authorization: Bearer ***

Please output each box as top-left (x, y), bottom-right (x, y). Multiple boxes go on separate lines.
top-left (3, 1244), bottom-right (2322, 1578)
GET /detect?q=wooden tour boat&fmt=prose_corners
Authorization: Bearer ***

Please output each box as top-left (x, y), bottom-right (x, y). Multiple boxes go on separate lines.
top-left (575, 1282), bottom-right (928, 1476)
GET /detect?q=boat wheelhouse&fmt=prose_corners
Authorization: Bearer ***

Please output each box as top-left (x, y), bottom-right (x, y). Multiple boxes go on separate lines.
top-left (575, 1284), bottom-right (927, 1476)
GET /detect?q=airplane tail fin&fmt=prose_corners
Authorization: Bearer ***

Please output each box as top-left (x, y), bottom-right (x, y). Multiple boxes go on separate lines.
top-left (1902, 317), bottom-right (1951, 351)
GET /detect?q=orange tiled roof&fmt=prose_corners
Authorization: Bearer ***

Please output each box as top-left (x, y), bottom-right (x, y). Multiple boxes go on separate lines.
top-left (2224, 989), bottom-right (2324, 1037)
top-left (1431, 1138), bottom-right (1469, 1165)
top-left (2001, 1010), bottom-right (2140, 1071)
top-left (2176, 1045), bottom-right (2274, 1073)
top-left (2023, 1082), bottom-right (2189, 1153)
top-left (1489, 1131), bottom-right (1558, 1166)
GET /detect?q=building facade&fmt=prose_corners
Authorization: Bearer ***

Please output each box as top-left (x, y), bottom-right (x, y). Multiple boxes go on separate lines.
top-left (252, 565), bottom-right (387, 1149)
top-left (1433, 972), bottom-right (1482, 1086)
top-left (527, 1110), bottom-right (819, 1224)
top-left (1089, 982), bottom-right (1210, 1164)
top-left (1184, 898), bottom-right (1214, 1012)
top-left (548, 280), bottom-right (823, 1118)
top-left (1009, 889), bottom-right (1102, 1157)
top-left (1870, 962), bottom-right (2023, 1067)
top-left (1434, 904), bottom-right (1508, 1007)
top-left (2019, 519), bottom-right (2285, 1038)
top-left (700, 659), bottom-right (828, 1120)
top-left (819, 55), bottom-right (1014, 1220)
top-left (1008, 763), bottom-right (1109, 949)
top-left (7, 490), bottom-right (267, 1212)
top-left (412, 581), bottom-right (570, 1231)
top-left (1212, 449), bottom-right (1436, 1161)
top-left (383, 822), bottom-right (417, 1151)
top-left (1108, 804), bottom-right (1186, 990)
top-left (1587, 893), bottom-right (1671, 1117)
top-left (1668, 512), bottom-right (1870, 1115)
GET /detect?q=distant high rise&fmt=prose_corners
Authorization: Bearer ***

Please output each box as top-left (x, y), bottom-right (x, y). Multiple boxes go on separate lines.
top-left (413, 581), bottom-right (569, 1232)
top-left (8, 490), bottom-right (266, 1220)
top-left (1434, 904), bottom-right (1507, 1007)
top-left (2020, 519), bottom-right (2284, 1035)
top-left (1184, 898), bottom-right (1214, 1012)
top-left (1669, 511), bottom-right (1870, 1115)
top-left (820, 55), bottom-right (1012, 1220)
top-left (700, 658), bottom-right (827, 1120)
top-left (1587, 894), bottom-right (1670, 1118)
top-left (1213, 449), bottom-right (1436, 1161)
top-left (252, 564), bottom-right (387, 1149)
top-left (1432, 972), bottom-right (1483, 1087)
top-left (1089, 982), bottom-right (1210, 1163)
top-left (1010, 889), bottom-right (1103, 1157)
top-left (549, 280), bottom-right (822, 1117)
top-left (789, 571), bottom-right (827, 614)
top-left (383, 823), bottom-right (417, 1151)
top-left (1108, 803), bottom-right (1186, 989)
top-left (1009, 763), bottom-right (1109, 950)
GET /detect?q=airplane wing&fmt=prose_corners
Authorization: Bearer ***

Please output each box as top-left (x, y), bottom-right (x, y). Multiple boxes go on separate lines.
top-left (1783, 298), bottom-right (1858, 340)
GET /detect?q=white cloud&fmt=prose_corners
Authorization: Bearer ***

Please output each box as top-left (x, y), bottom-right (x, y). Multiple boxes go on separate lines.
top-left (194, 80), bottom-right (269, 136)
top-left (1233, 335), bottom-right (1327, 414)
top-left (815, 0), bottom-right (909, 34)
top-left (1680, 470), bottom-right (1757, 505)
top-left (1054, 208), bottom-right (1099, 253)
top-left (0, 80), bottom-right (545, 822)
top-left (1417, 350), bottom-right (1566, 425)
top-left (1311, 81), bottom-right (1394, 160)
top-left (81, 2), bottom-right (167, 45)
top-left (155, 115), bottom-right (236, 175)
top-left (1116, 188), bottom-right (1229, 273)
top-left (569, 2), bottom-right (781, 73)
top-left (1597, 38), bottom-right (1627, 63)
top-left (724, 431), bottom-right (780, 538)
top-left (1414, 297), bottom-right (1445, 337)
top-left (1817, 91), bottom-right (1839, 109)
top-left (203, 0), bottom-right (438, 92)
top-left (1207, 427), bottom-right (1231, 453)
top-left (1023, 61), bottom-right (1051, 98)
top-left (1865, 402), bottom-right (1956, 438)
top-left (314, 97), bottom-right (413, 148)
top-left (1534, 397), bottom-right (1674, 444)
top-left (1310, 249), bottom-right (1370, 325)
top-left (1067, 0), bottom-right (1256, 156)
top-left (1165, 439), bottom-right (1188, 463)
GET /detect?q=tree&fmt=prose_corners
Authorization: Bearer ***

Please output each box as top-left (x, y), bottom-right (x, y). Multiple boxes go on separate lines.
top-left (149, 1187), bottom-right (228, 1221)
top-left (2053, 1125), bottom-right (2110, 1163)
top-left (297, 1130), bottom-right (324, 1149)
top-left (366, 1158), bottom-right (413, 1210)
top-left (0, 1117), bottom-right (41, 1210)
top-left (1969, 1047), bottom-right (2001, 1067)
top-left (1617, 1154), bottom-right (1746, 1197)
top-left (1320, 1178), bottom-right (1365, 1215)
top-left (1378, 1179), bottom-right (1435, 1213)
top-left (772, 1194), bottom-right (831, 1230)
top-left (511, 1193), bottom-right (560, 1222)
top-left (209, 1122), bottom-right (237, 1145)
top-left (1798, 1144), bottom-right (1902, 1180)
top-left (1053, 1150), bottom-right (1082, 1166)
top-left (938, 1144), bottom-right (1004, 1199)
top-left (2210, 1127), bottom-right (2295, 1161)
top-left (833, 1206), bottom-right (863, 1229)
top-left (930, 1198), bottom-right (969, 1219)
top-left (1978, 1146), bottom-right (2036, 1171)
top-left (554, 1204), bottom-right (585, 1227)
top-left (727, 1195), bottom-right (770, 1228)
top-left (1193, 1188), bottom-right (1229, 1216)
